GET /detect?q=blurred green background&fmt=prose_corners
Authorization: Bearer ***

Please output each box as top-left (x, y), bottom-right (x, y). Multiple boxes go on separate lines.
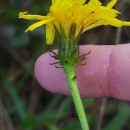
top-left (0, 0), bottom-right (130, 130)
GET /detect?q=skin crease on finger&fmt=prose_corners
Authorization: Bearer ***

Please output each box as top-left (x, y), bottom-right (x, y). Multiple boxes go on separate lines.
top-left (34, 43), bottom-right (130, 101)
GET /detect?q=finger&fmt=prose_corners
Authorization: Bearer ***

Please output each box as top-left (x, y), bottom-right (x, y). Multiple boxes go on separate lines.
top-left (34, 44), bottom-right (130, 101)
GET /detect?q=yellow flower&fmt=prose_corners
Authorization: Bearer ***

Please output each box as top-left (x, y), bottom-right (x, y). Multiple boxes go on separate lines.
top-left (19, 0), bottom-right (130, 45)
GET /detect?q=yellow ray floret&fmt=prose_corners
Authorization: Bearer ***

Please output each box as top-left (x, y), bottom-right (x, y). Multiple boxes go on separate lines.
top-left (19, 0), bottom-right (130, 45)
top-left (107, 0), bottom-right (117, 8)
top-left (46, 23), bottom-right (55, 45)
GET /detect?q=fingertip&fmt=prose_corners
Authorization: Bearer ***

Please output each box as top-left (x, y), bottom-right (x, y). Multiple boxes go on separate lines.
top-left (34, 52), bottom-right (70, 95)
top-left (34, 45), bottom-right (109, 98)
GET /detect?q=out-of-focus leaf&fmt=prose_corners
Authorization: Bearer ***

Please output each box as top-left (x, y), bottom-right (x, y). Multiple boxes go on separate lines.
top-left (103, 104), bottom-right (130, 130)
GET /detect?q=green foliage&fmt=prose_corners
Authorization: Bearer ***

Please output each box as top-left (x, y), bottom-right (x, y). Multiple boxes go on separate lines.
top-left (0, 0), bottom-right (130, 130)
top-left (103, 105), bottom-right (130, 130)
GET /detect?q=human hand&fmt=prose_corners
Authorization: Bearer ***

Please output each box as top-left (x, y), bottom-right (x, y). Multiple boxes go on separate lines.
top-left (35, 43), bottom-right (130, 101)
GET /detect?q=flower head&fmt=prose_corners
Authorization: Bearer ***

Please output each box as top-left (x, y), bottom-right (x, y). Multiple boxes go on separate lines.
top-left (19, 0), bottom-right (130, 45)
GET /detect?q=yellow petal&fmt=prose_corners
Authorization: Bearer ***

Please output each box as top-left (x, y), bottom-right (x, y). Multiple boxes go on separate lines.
top-left (94, 7), bottom-right (120, 18)
top-left (84, 21), bottom-right (106, 31)
top-left (19, 11), bottom-right (28, 17)
top-left (51, 0), bottom-right (72, 12)
top-left (19, 12), bottom-right (48, 20)
top-left (46, 23), bottom-right (55, 45)
top-left (85, 18), bottom-right (130, 31)
top-left (52, 0), bottom-right (72, 6)
top-left (123, 22), bottom-right (130, 26)
top-left (52, 0), bottom-right (61, 4)
top-left (73, 0), bottom-right (86, 5)
top-left (25, 19), bottom-right (53, 32)
top-left (52, 0), bottom-right (85, 6)
top-left (107, 0), bottom-right (117, 8)
top-left (105, 18), bottom-right (130, 27)
top-left (88, 0), bottom-right (102, 6)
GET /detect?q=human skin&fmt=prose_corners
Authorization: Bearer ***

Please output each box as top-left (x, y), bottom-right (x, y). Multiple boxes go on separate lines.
top-left (34, 43), bottom-right (130, 101)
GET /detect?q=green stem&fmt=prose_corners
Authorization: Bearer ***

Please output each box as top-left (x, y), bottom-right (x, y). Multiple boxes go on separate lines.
top-left (63, 64), bottom-right (89, 130)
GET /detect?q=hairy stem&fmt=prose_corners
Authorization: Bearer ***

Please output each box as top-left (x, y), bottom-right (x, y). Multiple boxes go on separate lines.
top-left (63, 64), bottom-right (89, 130)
